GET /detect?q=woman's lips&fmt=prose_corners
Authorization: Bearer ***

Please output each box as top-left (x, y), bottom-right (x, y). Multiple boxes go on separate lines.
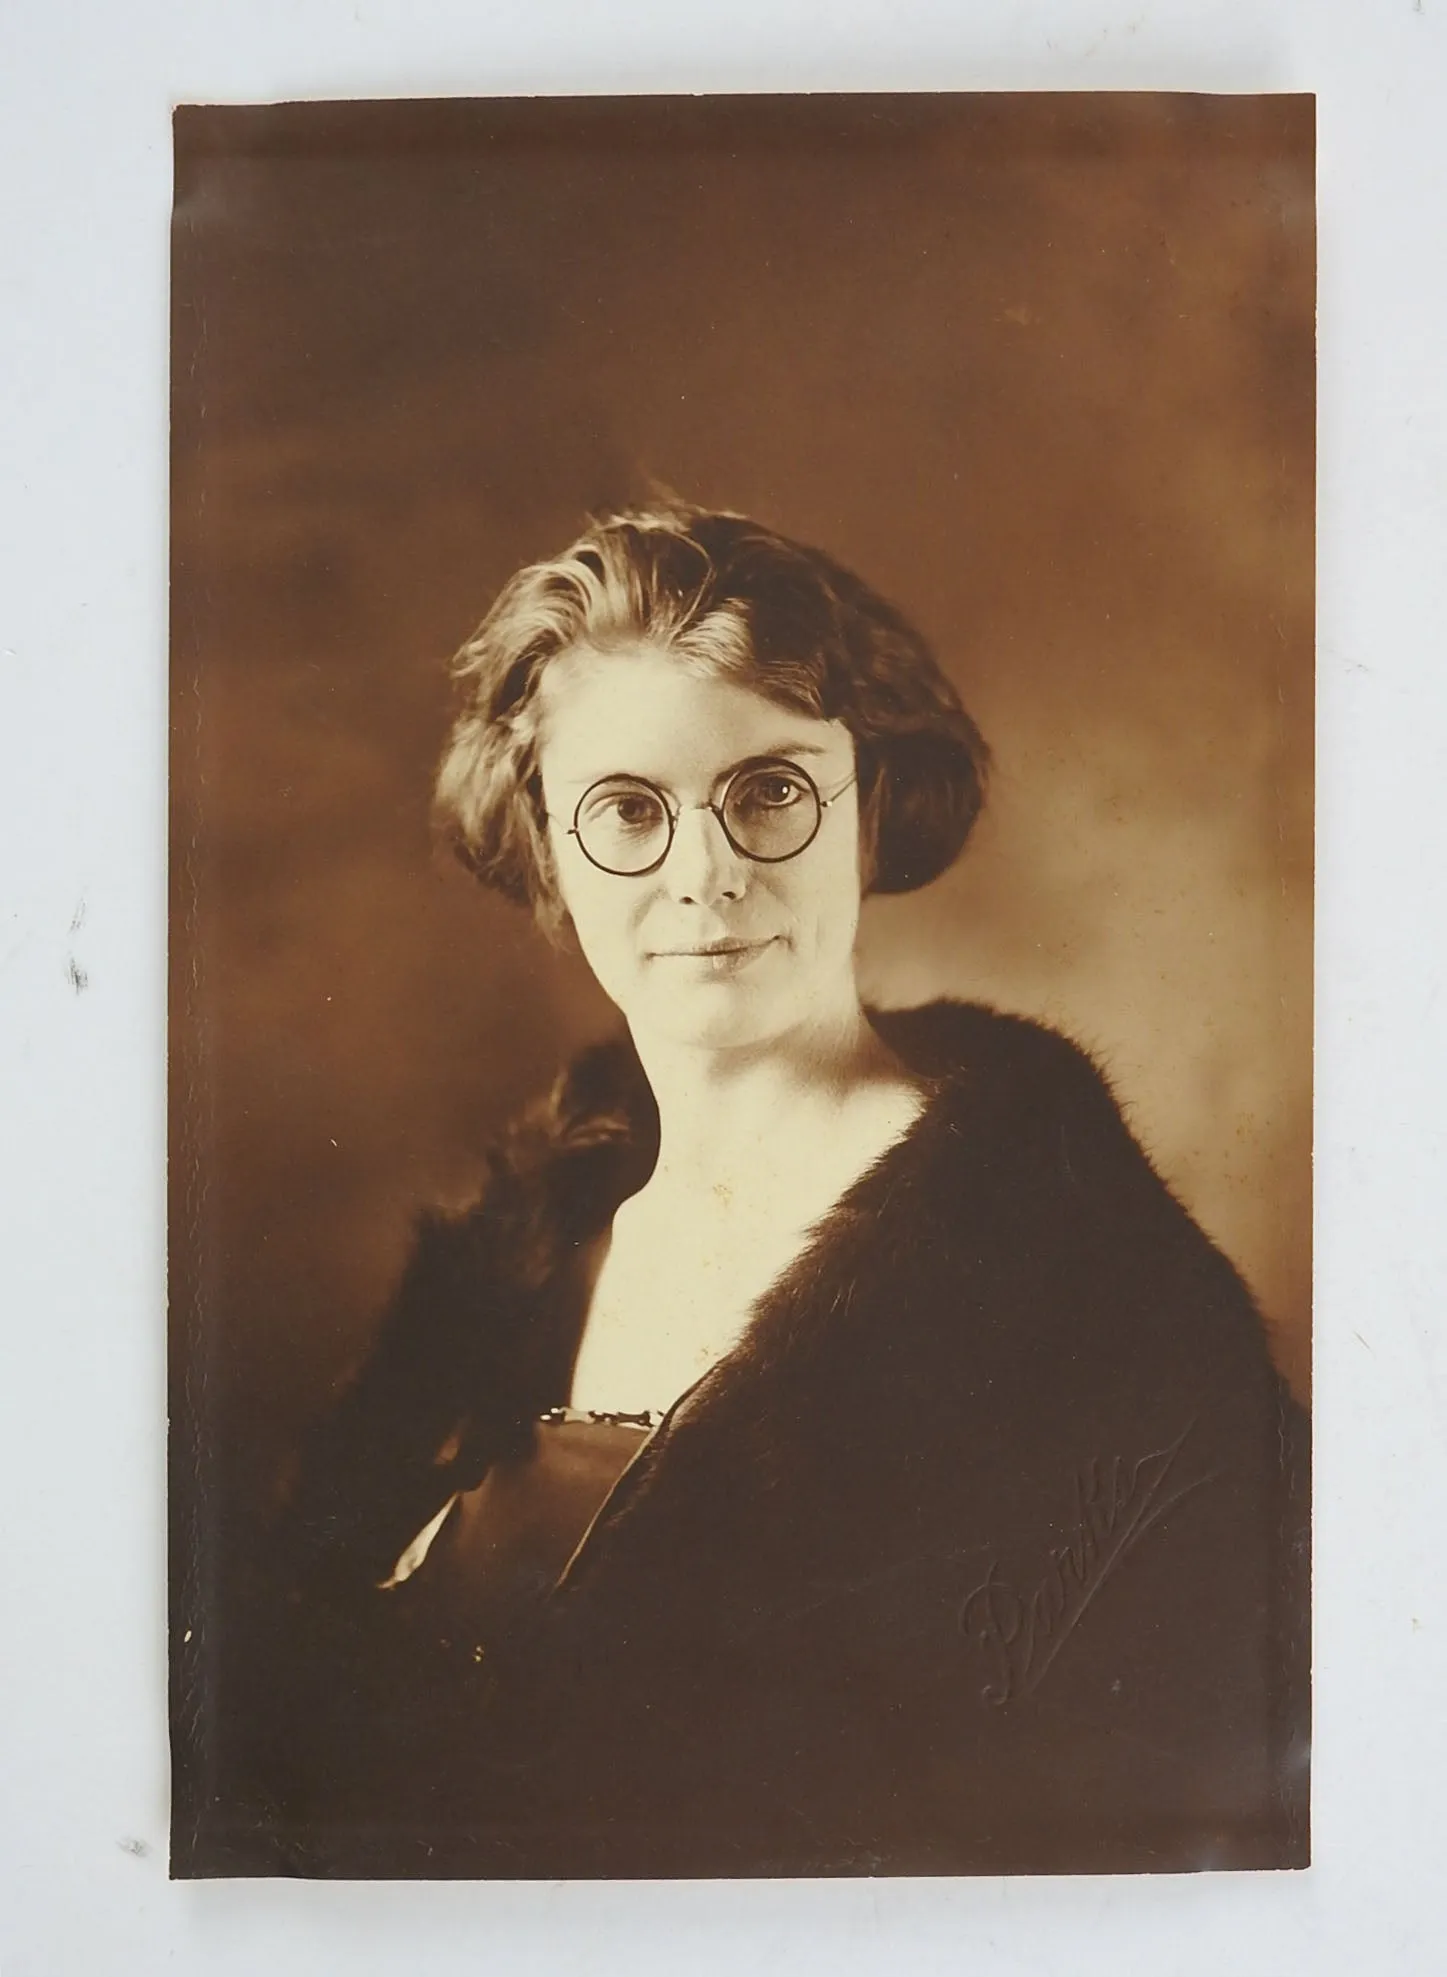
top-left (650, 936), bottom-right (778, 975)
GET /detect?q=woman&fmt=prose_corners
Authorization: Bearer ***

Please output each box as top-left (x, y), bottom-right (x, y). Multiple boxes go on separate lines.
top-left (270, 505), bottom-right (1309, 1878)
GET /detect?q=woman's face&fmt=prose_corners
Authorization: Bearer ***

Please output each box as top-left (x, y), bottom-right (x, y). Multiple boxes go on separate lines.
top-left (535, 644), bottom-right (866, 1052)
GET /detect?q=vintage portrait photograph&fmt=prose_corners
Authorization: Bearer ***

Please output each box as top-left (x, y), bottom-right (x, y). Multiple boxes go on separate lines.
top-left (168, 91), bottom-right (1314, 1879)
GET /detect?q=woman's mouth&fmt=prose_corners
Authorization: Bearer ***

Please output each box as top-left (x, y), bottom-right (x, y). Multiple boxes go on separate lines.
top-left (650, 937), bottom-right (778, 976)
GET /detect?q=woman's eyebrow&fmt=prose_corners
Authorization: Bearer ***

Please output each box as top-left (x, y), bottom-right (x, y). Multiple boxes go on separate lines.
top-left (752, 741), bottom-right (832, 760)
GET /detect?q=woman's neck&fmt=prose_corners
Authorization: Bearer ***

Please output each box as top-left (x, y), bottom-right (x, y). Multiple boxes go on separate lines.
top-left (628, 995), bottom-right (916, 1200)
top-left (572, 993), bottom-right (928, 1415)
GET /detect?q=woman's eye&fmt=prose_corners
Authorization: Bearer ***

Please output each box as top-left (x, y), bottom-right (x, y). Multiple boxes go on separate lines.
top-left (736, 771), bottom-right (803, 811)
top-left (592, 789), bottom-right (662, 832)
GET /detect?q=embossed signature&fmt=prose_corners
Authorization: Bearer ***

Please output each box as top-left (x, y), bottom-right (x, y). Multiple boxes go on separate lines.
top-left (959, 1423), bottom-right (1215, 1704)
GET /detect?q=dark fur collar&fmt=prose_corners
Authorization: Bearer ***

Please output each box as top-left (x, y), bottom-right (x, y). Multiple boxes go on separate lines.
top-left (294, 998), bottom-right (1264, 1592)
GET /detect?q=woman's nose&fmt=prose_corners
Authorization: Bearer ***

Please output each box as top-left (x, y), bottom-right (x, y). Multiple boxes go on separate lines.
top-left (663, 803), bottom-right (748, 904)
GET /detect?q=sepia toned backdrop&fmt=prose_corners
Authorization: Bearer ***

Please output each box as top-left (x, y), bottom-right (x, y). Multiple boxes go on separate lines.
top-left (170, 93), bottom-right (1313, 1567)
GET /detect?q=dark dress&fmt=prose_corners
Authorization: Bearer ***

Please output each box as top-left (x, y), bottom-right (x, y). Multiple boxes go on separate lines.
top-left (387, 1411), bottom-right (656, 1648)
top-left (250, 1000), bottom-right (1310, 1879)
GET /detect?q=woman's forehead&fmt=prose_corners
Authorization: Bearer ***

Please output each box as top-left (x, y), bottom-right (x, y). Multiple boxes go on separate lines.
top-left (535, 644), bottom-right (850, 787)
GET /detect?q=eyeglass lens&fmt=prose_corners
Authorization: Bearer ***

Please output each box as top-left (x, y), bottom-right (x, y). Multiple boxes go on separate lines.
top-left (574, 762), bottom-right (823, 875)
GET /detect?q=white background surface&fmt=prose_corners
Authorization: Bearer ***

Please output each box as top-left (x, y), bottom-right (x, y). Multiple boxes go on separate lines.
top-left (2, 0), bottom-right (1444, 1971)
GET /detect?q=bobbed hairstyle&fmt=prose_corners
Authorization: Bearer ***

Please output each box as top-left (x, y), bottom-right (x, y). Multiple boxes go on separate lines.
top-left (434, 504), bottom-right (989, 931)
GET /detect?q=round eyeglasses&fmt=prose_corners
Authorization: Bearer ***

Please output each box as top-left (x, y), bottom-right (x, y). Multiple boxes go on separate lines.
top-left (557, 758), bottom-right (857, 878)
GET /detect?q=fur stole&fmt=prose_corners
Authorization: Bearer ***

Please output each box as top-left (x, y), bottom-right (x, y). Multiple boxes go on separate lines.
top-left (278, 1000), bottom-right (1309, 1877)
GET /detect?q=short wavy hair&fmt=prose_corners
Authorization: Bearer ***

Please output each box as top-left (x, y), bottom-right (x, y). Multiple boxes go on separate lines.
top-left (434, 505), bottom-right (989, 931)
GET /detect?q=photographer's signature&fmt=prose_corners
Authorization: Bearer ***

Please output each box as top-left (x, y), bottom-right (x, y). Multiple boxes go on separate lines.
top-left (959, 1423), bottom-right (1214, 1704)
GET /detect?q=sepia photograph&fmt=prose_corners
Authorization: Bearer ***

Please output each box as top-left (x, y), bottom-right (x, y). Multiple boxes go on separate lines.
top-left (168, 91), bottom-right (1314, 1879)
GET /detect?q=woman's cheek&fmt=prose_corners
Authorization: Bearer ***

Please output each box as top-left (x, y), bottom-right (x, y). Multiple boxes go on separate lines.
top-left (578, 894), bottom-right (655, 1010)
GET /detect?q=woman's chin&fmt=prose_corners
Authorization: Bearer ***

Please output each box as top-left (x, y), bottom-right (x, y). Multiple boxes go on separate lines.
top-left (626, 976), bottom-right (797, 1053)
